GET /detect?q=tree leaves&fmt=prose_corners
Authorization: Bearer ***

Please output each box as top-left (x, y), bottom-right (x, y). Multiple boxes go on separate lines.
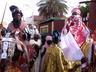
top-left (37, 0), bottom-right (68, 19)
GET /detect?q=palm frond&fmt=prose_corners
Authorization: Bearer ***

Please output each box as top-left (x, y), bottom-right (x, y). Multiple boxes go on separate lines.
top-left (37, 0), bottom-right (68, 18)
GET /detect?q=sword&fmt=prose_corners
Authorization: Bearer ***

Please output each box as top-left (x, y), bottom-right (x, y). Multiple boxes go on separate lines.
top-left (0, 2), bottom-right (7, 29)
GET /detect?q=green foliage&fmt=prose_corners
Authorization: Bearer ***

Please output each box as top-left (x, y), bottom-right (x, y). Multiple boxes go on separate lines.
top-left (37, 0), bottom-right (68, 19)
top-left (80, 4), bottom-right (89, 17)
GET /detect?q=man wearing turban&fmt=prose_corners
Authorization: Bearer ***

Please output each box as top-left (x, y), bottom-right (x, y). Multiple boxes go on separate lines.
top-left (60, 8), bottom-right (91, 71)
top-left (63, 8), bottom-right (90, 46)
top-left (7, 5), bottom-right (27, 33)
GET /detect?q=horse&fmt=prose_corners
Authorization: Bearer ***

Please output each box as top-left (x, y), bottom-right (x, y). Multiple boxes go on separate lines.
top-left (0, 23), bottom-right (41, 72)
top-left (0, 31), bottom-right (30, 72)
top-left (14, 28), bottom-right (41, 72)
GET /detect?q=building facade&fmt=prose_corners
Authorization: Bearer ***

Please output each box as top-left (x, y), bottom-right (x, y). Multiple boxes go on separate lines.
top-left (39, 18), bottom-right (65, 35)
top-left (88, 0), bottom-right (96, 31)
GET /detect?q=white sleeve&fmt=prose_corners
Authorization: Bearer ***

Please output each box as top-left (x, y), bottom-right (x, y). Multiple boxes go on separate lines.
top-left (35, 28), bottom-right (39, 34)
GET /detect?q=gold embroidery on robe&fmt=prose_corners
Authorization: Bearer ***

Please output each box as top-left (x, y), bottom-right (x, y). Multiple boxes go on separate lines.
top-left (41, 44), bottom-right (69, 72)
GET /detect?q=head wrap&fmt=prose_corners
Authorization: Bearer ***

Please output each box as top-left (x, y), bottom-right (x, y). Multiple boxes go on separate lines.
top-left (72, 8), bottom-right (81, 15)
top-left (9, 5), bottom-right (23, 17)
top-left (44, 35), bottom-right (52, 48)
top-left (45, 35), bottom-right (52, 41)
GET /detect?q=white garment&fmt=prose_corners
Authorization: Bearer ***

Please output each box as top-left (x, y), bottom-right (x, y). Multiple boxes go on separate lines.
top-left (1, 37), bottom-right (16, 58)
top-left (59, 31), bottom-right (84, 61)
top-left (1, 52), bottom-right (7, 59)
top-left (2, 41), bottom-right (9, 51)
top-left (33, 53), bottom-right (41, 72)
top-left (31, 45), bottom-right (46, 72)
top-left (27, 25), bottom-right (39, 38)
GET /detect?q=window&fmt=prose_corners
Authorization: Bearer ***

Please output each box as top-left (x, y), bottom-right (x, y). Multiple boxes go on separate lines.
top-left (40, 25), bottom-right (48, 34)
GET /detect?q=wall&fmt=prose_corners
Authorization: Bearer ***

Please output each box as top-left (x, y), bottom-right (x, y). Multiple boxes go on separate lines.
top-left (39, 20), bottom-right (65, 34)
top-left (88, 0), bottom-right (96, 31)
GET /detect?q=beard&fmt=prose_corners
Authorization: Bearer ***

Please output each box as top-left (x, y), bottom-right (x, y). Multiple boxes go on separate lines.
top-left (12, 19), bottom-right (21, 28)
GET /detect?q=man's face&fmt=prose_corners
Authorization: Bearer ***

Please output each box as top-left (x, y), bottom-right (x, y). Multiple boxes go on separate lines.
top-left (13, 13), bottom-right (21, 20)
top-left (13, 13), bottom-right (22, 28)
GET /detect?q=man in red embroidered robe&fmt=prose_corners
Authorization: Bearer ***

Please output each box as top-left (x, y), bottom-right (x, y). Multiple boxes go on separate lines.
top-left (64, 8), bottom-right (89, 47)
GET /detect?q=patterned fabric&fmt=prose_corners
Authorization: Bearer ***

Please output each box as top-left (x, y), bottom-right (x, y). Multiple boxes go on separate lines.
top-left (81, 37), bottom-right (93, 63)
top-left (7, 21), bottom-right (27, 33)
top-left (27, 25), bottom-right (39, 39)
top-left (71, 8), bottom-right (81, 15)
top-left (41, 44), bottom-right (68, 72)
top-left (27, 45), bottom-right (36, 61)
top-left (1, 37), bottom-right (16, 59)
top-left (41, 44), bottom-right (82, 72)
top-left (64, 15), bottom-right (89, 47)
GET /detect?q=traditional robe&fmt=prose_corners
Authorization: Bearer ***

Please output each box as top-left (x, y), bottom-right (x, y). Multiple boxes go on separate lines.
top-left (60, 31), bottom-right (84, 61)
top-left (40, 44), bottom-right (68, 72)
top-left (60, 8), bottom-right (90, 61)
top-left (64, 15), bottom-right (89, 47)
top-left (31, 36), bottom-right (52, 72)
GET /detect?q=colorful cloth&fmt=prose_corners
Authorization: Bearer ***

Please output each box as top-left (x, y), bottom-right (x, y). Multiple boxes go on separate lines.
top-left (7, 21), bottom-right (27, 33)
top-left (31, 36), bottom-right (52, 72)
top-left (64, 15), bottom-right (89, 46)
top-left (28, 25), bottom-right (39, 38)
top-left (41, 44), bottom-right (68, 72)
top-left (60, 31), bottom-right (84, 61)
top-left (62, 8), bottom-right (90, 47)
top-left (27, 45), bottom-right (36, 61)
top-left (71, 8), bottom-right (81, 15)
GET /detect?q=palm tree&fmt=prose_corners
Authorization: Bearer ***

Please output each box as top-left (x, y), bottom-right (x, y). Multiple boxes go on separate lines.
top-left (80, 4), bottom-right (89, 18)
top-left (37, 0), bottom-right (68, 19)
top-left (80, 4), bottom-right (89, 23)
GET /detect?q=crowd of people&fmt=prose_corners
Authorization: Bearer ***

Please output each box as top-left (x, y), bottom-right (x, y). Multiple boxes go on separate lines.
top-left (0, 5), bottom-right (96, 72)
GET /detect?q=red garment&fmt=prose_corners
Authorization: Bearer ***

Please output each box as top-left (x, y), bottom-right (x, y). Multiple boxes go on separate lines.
top-left (65, 15), bottom-right (89, 46)
top-left (18, 56), bottom-right (27, 65)
top-left (18, 45), bottom-right (35, 64)
top-left (27, 45), bottom-right (36, 61)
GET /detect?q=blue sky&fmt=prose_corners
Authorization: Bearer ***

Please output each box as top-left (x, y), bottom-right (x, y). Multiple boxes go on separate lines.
top-left (0, 0), bottom-right (89, 24)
